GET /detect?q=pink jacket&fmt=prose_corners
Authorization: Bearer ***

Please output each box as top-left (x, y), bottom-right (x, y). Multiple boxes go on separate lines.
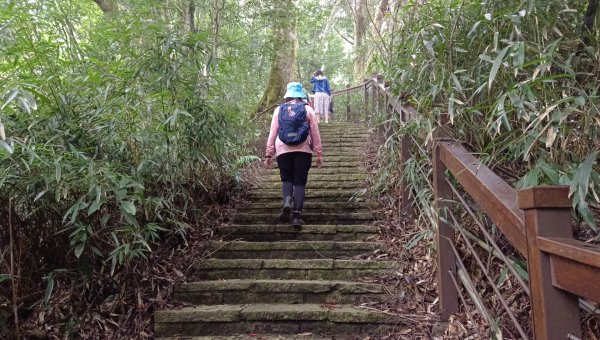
top-left (265, 102), bottom-right (323, 159)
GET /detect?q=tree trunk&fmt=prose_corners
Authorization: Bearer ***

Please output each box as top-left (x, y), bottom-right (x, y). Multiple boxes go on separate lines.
top-left (187, 0), bottom-right (196, 32)
top-left (582, 0), bottom-right (599, 45)
top-left (255, 0), bottom-right (298, 115)
top-left (352, 0), bottom-right (368, 81)
top-left (372, 0), bottom-right (389, 36)
top-left (92, 0), bottom-right (116, 14)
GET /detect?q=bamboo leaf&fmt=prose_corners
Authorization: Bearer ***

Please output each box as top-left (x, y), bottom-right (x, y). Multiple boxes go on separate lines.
top-left (488, 46), bottom-right (509, 90)
top-left (120, 200), bottom-right (137, 216)
top-left (1, 89), bottom-right (19, 111)
top-left (0, 140), bottom-right (13, 154)
top-left (74, 243), bottom-right (85, 258)
top-left (577, 151), bottom-right (599, 204)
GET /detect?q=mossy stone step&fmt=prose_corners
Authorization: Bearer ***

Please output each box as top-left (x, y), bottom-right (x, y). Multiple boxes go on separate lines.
top-left (208, 241), bottom-right (383, 259)
top-left (310, 151), bottom-right (365, 157)
top-left (249, 189), bottom-right (368, 200)
top-left (254, 181), bottom-right (364, 191)
top-left (260, 174), bottom-right (366, 182)
top-left (270, 161), bottom-right (360, 168)
top-left (296, 155), bottom-right (361, 162)
top-left (218, 224), bottom-right (378, 242)
top-left (319, 130), bottom-right (369, 135)
top-left (256, 182), bottom-right (364, 190)
top-left (257, 181), bottom-right (365, 189)
top-left (320, 138), bottom-right (367, 143)
top-left (191, 259), bottom-right (397, 280)
top-left (320, 143), bottom-right (365, 148)
top-left (154, 303), bottom-right (403, 337)
top-left (319, 132), bottom-right (368, 137)
top-left (234, 212), bottom-right (373, 225)
top-left (319, 126), bottom-right (368, 131)
top-left (246, 197), bottom-right (370, 205)
top-left (173, 279), bottom-right (389, 305)
top-left (266, 167), bottom-right (363, 175)
top-left (309, 146), bottom-right (365, 151)
top-left (159, 335), bottom-right (332, 339)
top-left (238, 201), bottom-right (375, 211)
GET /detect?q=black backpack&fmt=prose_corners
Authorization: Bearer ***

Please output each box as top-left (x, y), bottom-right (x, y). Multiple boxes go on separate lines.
top-left (278, 103), bottom-right (310, 145)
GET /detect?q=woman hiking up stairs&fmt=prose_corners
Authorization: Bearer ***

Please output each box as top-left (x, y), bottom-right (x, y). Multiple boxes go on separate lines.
top-left (154, 122), bottom-right (405, 338)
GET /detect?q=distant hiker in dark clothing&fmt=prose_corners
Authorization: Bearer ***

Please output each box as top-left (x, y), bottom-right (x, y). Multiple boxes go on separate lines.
top-left (310, 70), bottom-right (332, 124)
top-left (265, 82), bottom-right (323, 228)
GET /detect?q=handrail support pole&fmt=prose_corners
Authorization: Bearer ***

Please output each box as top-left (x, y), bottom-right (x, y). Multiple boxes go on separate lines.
top-left (433, 113), bottom-right (458, 319)
top-left (518, 186), bottom-right (581, 340)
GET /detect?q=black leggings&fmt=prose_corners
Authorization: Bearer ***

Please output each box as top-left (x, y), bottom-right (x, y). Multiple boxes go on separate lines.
top-left (276, 152), bottom-right (312, 212)
top-left (276, 152), bottom-right (312, 185)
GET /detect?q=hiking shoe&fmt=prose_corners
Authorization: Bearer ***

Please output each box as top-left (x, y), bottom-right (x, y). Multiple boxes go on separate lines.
top-left (280, 196), bottom-right (293, 222)
top-left (291, 211), bottom-right (304, 229)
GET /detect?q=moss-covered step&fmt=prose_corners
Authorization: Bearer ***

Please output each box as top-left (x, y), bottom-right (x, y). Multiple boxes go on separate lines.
top-left (173, 279), bottom-right (390, 305)
top-left (246, 197), bottom-right (371, 206)
top-left (217, 224), bottom-right (379, 242)
top-left (159, 335), bottom-right (332, 340)
top-left (319, 143), bottom-right (366, 149)
top-left (255, 182), bottom-right (364, 190)
top-left (154, 303), bottom-right (404, 337)
top-left (260, 174), bottom-right (366, 182)
top-left (320, 138), bottom-right (368, 143)
top-left (256, 181), bottom-right (365, 190)
top-left (319, 131), bottom-right (368, 136)
top-left (304, 151), bottom-right (366, 158)
top-left (319, 126), bottom-right (368, 131)
top-left (190, 259), bottom-right (398, 280)
top-left (280, 155), bottom-right (359, 162)
top-left (208, 240), bottom-right (383, 259)
top-left (265, 167), bottom-right (363, 175)
top-left (248, 189), bottom-right (368, 200)
top-left (234, 212), bottom-right (373, 225)
top-left (319, 131), bottom-right (369, 136)
top-left (254, 182), bottom-right (366, 192)
top-left (269, 160), bottom-right (361, 168)
top-left (237, 201), bottom-right (375, 211)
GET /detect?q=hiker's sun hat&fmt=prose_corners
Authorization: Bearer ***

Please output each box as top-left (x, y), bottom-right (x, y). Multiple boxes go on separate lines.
top-left (283, 82), bottom-right (306, 99)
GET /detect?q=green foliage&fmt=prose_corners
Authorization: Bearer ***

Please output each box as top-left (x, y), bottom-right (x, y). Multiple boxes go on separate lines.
top-left (0, 0), bottom-right (260, 301)
top-left (372, 0), bottom-right (599, 235)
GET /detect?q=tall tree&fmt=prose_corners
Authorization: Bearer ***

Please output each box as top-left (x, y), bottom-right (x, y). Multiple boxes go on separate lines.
top-left (351, 0), bottom-right (368, 81)
top-left (582, 0), bottom-right (599, 44)
top-left (255, 0), bottom-right (299, 114)
top-left (92, 0), bottom-right (116, 14)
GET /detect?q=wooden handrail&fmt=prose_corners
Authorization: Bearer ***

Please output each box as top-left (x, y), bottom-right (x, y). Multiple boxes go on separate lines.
top-left (331, 83), bottom-right (367, 95)
top-left (437, 141), bottom-right (527, 256)
top-left (539, 237), bottom-right (600, 269)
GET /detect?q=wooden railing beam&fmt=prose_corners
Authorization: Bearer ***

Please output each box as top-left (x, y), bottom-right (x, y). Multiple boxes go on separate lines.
top-left (438, 141), bottom-right (527, 256)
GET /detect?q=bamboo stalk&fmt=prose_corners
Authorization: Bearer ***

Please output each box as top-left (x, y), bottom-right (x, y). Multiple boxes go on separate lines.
top-left (9, 198), bottom-right (20, 339)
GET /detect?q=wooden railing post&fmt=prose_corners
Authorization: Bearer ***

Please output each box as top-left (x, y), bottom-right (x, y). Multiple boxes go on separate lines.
top-left (370, 75), bottom-right (377, 125)
top-left (517, 186), bottom-right (581, 340)
top-left (376, 75), bottom-right (385, 134)
top-left (345, 83), bottom-right (350, 122)
top-left (363, 79), bottom-right (370, 123)
top-left (399, 106), bottom-right (413, 218)
top-left (376, 75), bottom-right (385, 112)
top-left (433, 113), bottom-right (458, 320)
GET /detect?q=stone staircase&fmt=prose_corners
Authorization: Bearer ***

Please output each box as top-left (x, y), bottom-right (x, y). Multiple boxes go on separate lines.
top-left (155, 123), bottom-right (403, 339)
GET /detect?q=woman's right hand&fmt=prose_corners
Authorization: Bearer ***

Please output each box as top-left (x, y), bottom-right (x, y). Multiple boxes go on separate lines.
top-left (265, 156), bottom-right (274, 168)
top-left (316, 156), bottom-right (323, 168)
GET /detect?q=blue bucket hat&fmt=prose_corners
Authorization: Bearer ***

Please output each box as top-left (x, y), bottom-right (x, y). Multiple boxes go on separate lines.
top-left (283, 82), bottom-right (306, 99)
